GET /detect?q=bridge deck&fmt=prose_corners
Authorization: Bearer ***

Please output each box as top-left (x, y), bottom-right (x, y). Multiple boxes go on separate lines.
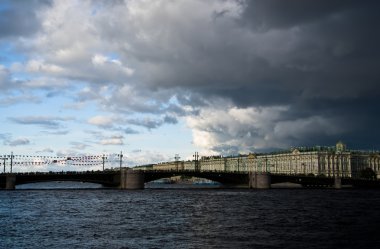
top-left (1, 170), bottom-right (380, 188)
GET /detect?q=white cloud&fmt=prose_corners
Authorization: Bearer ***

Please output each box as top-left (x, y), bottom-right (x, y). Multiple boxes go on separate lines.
top-left (91, 54), bottom-right (108, 65)
top-left (100, 135), bottom-right (124, 146)
top-left (186, 104), bottom-right (347, 154)
top-left (21, 77), bottom-right (69, 90)
top-left (91, 53), bottom-right (134, 77)
top-left (187, 105), bottom-right (289, 154)
top-left (26, 59), bottom-right (65, 74)
top-left (37, 148), bottom-right (54, 153)
top-left (71, 142), bottom-right (90, 150)
top-left (125, 149), bottom-right (170, 166)
top-left (88, 115), bottom-right (118, 128)
top-left (7, 137), bottom-right (30, 146)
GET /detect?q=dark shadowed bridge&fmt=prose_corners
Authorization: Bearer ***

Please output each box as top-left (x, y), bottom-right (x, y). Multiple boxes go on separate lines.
top-left (1, 169), bottom-right (380, 190)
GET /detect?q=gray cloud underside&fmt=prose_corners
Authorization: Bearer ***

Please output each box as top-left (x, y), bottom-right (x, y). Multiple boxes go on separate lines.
top-left (2, 0), bottom-right (380, 153)
top-left (121, 0), bottom-right (379, 150)
top-left (9, 116), bottom-right (74, 129)
top-left (0, 0), bottom-right (50, 38)
top-left (7, 138), bottom-right (30, 146)
top-left (0, 133), bottom-right (30, 146)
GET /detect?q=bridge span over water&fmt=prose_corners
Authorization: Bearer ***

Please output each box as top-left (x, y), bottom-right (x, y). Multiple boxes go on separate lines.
top-left (2, 169), bottom-right (380, 190)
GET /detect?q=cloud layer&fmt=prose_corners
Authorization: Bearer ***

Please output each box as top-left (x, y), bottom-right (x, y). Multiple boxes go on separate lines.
top-left (1, 0), bottom-right (379, 162)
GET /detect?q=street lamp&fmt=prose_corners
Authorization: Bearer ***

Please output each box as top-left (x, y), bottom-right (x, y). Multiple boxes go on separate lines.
top-left (175, 154), bottom-right (180, 171)
top-left (1, 156), bottom-right (8, 173)
top-left (10, 152), bottom-right (14, 173)
top-left (102, 154), bottom-right (107, 171)
top-left (193, 152), bottom-right (199, 171)
top-left (119, 151), bottom-right (123, 171)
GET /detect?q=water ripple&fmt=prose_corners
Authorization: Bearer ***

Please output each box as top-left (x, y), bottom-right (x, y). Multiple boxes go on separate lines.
top-left (1, 188), bottom-right (380, 248)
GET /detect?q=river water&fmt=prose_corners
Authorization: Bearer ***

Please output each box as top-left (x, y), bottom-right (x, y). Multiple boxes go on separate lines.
top-left (1, 183), bottom-right (380, 249)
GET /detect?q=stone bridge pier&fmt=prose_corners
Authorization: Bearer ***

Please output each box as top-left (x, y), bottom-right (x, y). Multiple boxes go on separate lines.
top-left (249, 172), bottom-right (271, 189)
top-left (5, 174), bottom-right (16, 190)
top-left (120, 169), bottom-right (145, 189)
top-left (334, 176), bottom-right (342, 189)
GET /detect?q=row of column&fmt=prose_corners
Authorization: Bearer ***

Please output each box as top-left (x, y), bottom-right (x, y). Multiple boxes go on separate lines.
top-left (368, 157), bottom-right (380, 174)
top-left (249, 155), bottom-right (320, 175)
top-left (320, 155), bottom-right (350, 177)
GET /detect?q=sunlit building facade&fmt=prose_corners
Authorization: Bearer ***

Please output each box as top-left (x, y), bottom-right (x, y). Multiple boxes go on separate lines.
top-left (136, 142), bottom-right (380, 179)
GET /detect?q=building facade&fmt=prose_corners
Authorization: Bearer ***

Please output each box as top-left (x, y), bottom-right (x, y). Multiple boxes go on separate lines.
top-left (136, 142), bottom-right (380, 179)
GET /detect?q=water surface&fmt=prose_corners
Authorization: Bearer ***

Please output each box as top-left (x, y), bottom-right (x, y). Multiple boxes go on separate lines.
top-left (1, 186), bottom-right (379, 248)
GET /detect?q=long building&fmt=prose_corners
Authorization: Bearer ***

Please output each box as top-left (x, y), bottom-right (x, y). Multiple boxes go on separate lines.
top-left (135, 142), bottom-right (380, 179)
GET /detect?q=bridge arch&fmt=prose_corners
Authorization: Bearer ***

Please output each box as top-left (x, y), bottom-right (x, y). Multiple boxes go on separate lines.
top-left (4, 172), bottom-right (119, 188)
top-left (143, 170), bottom-right (249, 186)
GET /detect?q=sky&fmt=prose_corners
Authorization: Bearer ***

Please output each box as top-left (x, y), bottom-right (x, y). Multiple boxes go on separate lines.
top-left (0, 0), bottom-right (379, 170)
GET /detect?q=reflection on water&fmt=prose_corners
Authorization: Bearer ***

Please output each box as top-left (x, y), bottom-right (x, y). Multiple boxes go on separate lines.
top-left (16, 181), bottom-right (222, 190)
top-left (146, 181), bottom-right (222, 189)
top-left (16, 181), bottom-right (103, 189)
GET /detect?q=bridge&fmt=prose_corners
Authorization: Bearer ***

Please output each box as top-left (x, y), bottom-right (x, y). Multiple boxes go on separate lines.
top-left (1, 169), bottom-right (380, 190)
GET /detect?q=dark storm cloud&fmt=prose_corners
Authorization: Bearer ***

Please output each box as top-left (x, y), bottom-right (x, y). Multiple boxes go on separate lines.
top-left (241, 0), bottom-right (363, 31)
top-left (2, 0), bottom-right (378, 154)
top-left (222, 1), bottom-right (378, 103)
top-left (99, 0), bottom-right (378, 151)
top-left (125, 1), bottom-right (378, 106)
top-left (185, 0), bottom-right (380, 150)
top-left (289, 96), bottom-right (380, 149)
top-left (238, 0), bottom-right (380, 98)
top-left (0, 0), bottom-right (50, 38)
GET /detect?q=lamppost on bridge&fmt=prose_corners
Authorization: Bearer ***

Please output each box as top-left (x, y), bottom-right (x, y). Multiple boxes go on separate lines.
top-left (193, 152), bottom-right (199, 171)
top-left (1, 156), bottom-right (8, 173)
top-left (0, 153), bottom-right (14, 173)
top-left (119, 151), bottom-right (123, 171)
top-left (175, 154), bottom-right (180, 171)
top-left (10, 152), bottom-right (14, 173)
top-left (102, 154), bottom-right (107, 171)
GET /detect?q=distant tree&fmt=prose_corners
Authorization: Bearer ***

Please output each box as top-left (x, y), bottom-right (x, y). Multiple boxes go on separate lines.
top-left (359, 168), bottom-right (377, 180)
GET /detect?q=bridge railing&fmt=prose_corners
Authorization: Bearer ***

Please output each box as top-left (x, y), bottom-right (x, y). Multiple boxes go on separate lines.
top-left (0, 170), bottom-right (117, 176)
top-left (1, 168), bottom-right (377, 181)
top-left (138, 168), bottom-right (378, 180)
